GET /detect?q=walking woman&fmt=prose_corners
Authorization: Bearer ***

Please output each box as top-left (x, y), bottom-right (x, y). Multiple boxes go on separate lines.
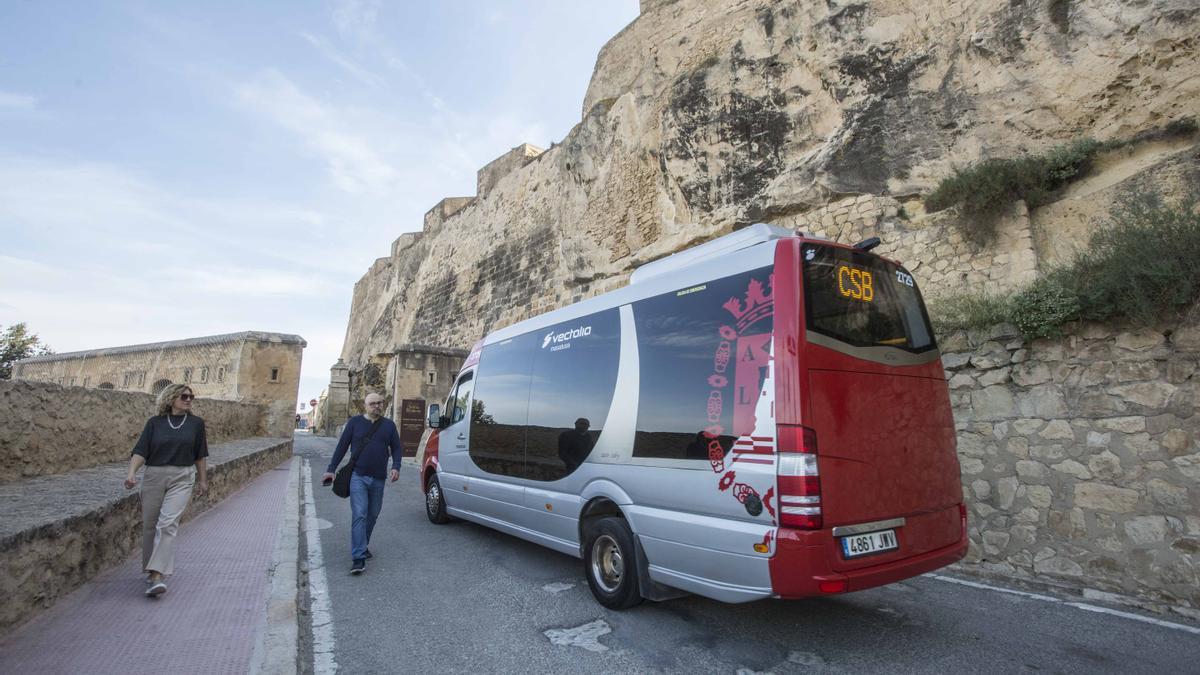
top-left (124, 383), bottom-right (209, 597)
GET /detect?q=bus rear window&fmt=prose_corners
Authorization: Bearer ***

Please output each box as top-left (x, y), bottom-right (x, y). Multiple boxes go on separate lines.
top-left (802, 244), bottom-right (935, 352)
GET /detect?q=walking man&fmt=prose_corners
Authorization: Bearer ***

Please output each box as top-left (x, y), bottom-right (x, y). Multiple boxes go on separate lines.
top-left (323, 392), bottom-right (403, 574)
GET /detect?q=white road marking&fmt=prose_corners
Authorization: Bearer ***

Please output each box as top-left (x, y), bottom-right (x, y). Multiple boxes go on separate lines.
top-left (787, 651), bottom-right (826, 666)
top-left (1065, 602), bottom-right (1200, 635)
top-left (544, 619), bottom-right (611, 652)
top-left (928, 574), bottom-right (1200, 635)
top-left (541, 582), bottom-right (575, 593)
top-left (303, 460), bottom-right (339, 673)
top-left (928, 574), bottom-right (1059, 601)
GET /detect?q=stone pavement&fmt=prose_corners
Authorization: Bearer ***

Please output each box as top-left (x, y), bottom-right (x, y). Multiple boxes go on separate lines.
top-left (0, 456), bottom-right (297, 674)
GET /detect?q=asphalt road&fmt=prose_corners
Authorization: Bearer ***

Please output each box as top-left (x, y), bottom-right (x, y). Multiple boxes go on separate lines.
top-left (293, 433), bottom-right (1199, 674)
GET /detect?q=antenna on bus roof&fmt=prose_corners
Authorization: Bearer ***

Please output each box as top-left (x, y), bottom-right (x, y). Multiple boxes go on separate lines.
top-left (853, 237), bottom-right (881, 251)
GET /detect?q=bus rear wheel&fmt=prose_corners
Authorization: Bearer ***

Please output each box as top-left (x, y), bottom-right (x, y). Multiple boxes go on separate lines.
top-left (582, 517), bottom-right (644, 610)
top-left (425, 475), bottom-right (450, 524)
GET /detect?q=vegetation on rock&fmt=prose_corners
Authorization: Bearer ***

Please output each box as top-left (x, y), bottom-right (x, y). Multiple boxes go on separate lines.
top-left (930, 191), bottom-right (1200, 339)
top-left (925, 119), bottom-right (1197, 246)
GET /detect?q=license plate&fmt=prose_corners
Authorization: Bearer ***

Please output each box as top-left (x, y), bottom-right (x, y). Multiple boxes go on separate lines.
top-left (841, 529), bottom-right (898, 558)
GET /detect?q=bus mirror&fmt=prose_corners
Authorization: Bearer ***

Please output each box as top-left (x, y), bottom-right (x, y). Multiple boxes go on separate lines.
top-left (426, 404), bottom-right (441, 429)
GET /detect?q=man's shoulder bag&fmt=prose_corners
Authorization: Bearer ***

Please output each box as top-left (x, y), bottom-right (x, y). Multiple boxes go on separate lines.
top-left (332, 417), bottom-right (384, 498)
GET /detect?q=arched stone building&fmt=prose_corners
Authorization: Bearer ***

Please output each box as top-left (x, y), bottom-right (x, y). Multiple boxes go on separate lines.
top-left (13, 331), bottom-right (305, 437)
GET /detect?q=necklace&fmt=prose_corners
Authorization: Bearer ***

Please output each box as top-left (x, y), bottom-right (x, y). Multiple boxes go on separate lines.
top-left (167, 413), bottom-right (188, 430)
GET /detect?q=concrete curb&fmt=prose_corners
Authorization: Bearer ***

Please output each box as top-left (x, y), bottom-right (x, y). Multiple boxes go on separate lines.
top-left (249, 456), bottom-right (301, 674)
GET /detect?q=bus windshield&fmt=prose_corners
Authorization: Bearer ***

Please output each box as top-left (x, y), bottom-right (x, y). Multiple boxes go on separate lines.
top-left (802, 244), bottom-right (935, 353)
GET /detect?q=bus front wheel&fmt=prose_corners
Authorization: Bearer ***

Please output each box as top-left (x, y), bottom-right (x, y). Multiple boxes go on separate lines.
top-left (425, 475), bottom-right (451, 524)
top-left (582, 517), bottom-right (644, 610)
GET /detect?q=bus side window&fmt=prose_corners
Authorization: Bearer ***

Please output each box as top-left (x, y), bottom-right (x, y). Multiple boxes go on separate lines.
top-left (450, 373), bottom-right (474, 425)
top-left (632, 266), bottom-right (774, 460)
top-left (470, 334), bottom-right (538, 478)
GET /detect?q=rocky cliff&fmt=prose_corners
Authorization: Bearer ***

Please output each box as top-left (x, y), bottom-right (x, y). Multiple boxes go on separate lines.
top-left (340, 0), bottom-right (1198, 367)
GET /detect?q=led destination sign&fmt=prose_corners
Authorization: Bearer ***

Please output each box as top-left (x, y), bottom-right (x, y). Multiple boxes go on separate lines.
top-left (836, 265), bottom-right (874, 302)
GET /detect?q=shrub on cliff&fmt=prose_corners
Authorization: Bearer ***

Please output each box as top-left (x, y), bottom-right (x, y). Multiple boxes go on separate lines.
top-left (924, 138), bottom-right (1107, 246)
top-left (929, 292), bottom-right (1011, 335)
top-left (925, 118), bottom-right (1197, 247)
top-left (929, 190), bottom-right (1200, 339)
top-left (1007, 273), bottom-right (1080, 339)
top-left (1071, 191), bottom-right (1200, 325)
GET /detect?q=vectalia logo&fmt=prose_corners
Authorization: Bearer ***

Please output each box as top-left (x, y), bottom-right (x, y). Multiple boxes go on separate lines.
top-left (542, 325), bottom-right (592, 348)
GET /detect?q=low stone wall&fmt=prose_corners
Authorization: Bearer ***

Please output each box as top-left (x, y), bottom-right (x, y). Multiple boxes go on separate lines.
top-left (944, 317), bottom-right (1199, 613)
top-left (0, 380), bottom-right (264, 482)
top-left (0, 437), bottom-right (292, 635)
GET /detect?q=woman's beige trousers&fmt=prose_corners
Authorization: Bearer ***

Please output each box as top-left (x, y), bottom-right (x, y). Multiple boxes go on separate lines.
top-left (140, 465), bottom-right (195, 575)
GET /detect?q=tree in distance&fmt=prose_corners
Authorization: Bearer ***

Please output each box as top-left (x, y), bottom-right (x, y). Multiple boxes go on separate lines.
top-left (0, 323), bottom-right (53, 380)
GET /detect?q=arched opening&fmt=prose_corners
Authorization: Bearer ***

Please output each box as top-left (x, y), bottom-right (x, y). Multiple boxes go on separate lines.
top-left (151, 379), bottom-right (172, 395)
top-left (97, 382), bottom-right (115, 390)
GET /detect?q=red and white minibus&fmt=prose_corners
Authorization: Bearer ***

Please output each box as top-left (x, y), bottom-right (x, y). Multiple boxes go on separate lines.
top-left (419, 224), bottom-right (967, 608)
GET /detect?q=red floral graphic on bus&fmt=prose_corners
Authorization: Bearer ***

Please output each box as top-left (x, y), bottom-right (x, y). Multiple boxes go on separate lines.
top-left (703, 273), bottom-right (775, 526)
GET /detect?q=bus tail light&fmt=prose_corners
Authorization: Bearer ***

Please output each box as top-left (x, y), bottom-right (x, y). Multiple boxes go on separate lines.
top-left (777, 424), bottom-right (822, 530)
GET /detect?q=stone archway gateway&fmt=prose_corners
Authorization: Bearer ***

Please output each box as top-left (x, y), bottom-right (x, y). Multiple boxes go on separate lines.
top-left (151, 379), bottom-right (172, 395)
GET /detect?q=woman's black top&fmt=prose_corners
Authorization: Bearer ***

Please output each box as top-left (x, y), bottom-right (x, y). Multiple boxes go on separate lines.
top-left (132, 415), bottom-right (209, 467)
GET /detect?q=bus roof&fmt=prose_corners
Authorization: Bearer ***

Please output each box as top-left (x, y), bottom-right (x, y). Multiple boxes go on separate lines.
top-left (482, 224), bottom-right (784, 347)
top-left (629, 223), bottom-right (794, 286)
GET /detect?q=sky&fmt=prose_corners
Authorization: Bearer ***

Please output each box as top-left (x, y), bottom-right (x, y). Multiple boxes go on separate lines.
top-left (0, 0), bottom-right (640, 411)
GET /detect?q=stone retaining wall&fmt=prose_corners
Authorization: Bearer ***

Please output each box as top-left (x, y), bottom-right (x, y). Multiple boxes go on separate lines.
top-left (0, 437), bottom-right (292, 635)
top-left (944, 318), bottom-right (1200, 613)
top-left (0, 380), bottom-right (264, 481)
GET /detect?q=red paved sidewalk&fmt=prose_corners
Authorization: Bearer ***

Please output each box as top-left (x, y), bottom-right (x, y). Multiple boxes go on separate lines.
top-left (0, 459), bottom-right (294, 674)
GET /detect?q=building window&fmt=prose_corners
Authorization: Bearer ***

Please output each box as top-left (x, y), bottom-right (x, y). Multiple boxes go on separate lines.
top-left (200, 367), bottom-right (208, 383)
top-left (270, 368), bottom-right (280, 382)
top-left (69, 376), bottom-right (76, 386)
top-left (217, 366), bottom-right (225, 383)
top-left (58, 377), bottom-right (64, 386)
top-left (427, 371), bottom-right (437, 385)
top-left (138, 372), bottom-right (145, 386)
top-left (83, 376), bottom-right (90, 388)
top-left (183, 368), bottom-right (192, 383)
top-left (123, 373), bottom-right (131, 387)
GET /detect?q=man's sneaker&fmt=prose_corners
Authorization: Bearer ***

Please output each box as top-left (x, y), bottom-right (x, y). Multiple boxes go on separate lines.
top-left (364, 549), bottom-right (373, 560)
top-left (350, 559), bottom-right (365, 575)
top-left (146, 581), bottom-right (167, 597)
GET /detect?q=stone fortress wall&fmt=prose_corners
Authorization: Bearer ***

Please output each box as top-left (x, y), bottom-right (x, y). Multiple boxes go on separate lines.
top-left (334, 0), bottom-right (1200, 612)
top-left (945, 319), bottom-right (1200, 612)
top-left (14, 331), bottom-right (306, 438)
top-left (0, 378), bottom-right (295, 633)
top-left (0, 379), bottom-right (265, 482)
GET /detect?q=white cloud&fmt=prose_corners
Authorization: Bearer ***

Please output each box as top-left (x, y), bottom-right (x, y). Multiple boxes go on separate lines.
top-left (331, 0), bottom-right (381, 40)
top-left (0, 151), bottom-right (372, 396)
top-left (235, 70), bottom-right (402, 194)
top-left (298, 31), bottom-right (385, 89)
top-left (186, 267), bottom-right (328, 296)
top-left (0, 91), bottom-right (37, 109)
